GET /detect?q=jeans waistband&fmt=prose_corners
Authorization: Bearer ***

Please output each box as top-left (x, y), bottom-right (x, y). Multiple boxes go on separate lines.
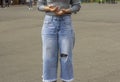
top-left (46, 11), bottom-right (71, 16)
top-left (45, 15), bottom-right (71, 21)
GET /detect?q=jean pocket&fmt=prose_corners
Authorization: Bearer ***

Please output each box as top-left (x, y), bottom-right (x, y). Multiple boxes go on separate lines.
top-left (44, 17), bottom-right (52, 23)
top-left (43, 15), bottom-right (52, 25)
top-left (43, 19), bottom-right (56, 29)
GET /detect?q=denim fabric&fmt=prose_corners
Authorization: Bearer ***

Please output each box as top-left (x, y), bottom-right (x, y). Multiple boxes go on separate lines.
top-left (42, 15), bottom-right (75, 82)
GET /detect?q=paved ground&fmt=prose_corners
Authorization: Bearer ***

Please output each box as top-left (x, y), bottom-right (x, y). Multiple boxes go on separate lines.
top-left (0, 3), bottom-right (120, 82)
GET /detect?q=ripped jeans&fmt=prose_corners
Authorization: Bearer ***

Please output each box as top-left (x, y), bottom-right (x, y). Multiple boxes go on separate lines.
top-left (42, 15), bottom-right (75, 82)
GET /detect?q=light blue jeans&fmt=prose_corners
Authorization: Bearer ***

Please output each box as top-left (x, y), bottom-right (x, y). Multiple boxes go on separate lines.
top-left (42, 15), bottom-right (75, 82)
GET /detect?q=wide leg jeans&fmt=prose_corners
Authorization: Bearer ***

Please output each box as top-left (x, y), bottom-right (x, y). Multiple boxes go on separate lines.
top-left (42, 15), bottom-right (75, 82)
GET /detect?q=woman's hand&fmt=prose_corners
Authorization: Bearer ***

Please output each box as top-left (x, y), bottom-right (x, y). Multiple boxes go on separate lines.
top-left (55, 10), bottom-right (64, 16)
top-left (44, 5), bottom-right (58, 12)
top-left (61, 9), bottom-right (71, 14)
top-left (44, 6), bottom-right (71, 16)
top-left (55, 9), bottom-right (71, 16)
top-left (49, 5), bottom-right (59, 12)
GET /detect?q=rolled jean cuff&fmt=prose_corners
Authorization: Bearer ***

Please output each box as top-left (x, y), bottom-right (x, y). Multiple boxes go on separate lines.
top-left (43, 79), bottom-right (57, 82)
top-left (61, 78), bottom-right (74, 82)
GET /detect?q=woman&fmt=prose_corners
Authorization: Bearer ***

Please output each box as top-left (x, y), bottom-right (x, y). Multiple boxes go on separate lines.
top-left (37, 0), bottom-right (81, 82)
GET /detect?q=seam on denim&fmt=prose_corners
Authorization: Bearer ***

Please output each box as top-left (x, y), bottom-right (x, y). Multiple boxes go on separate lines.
top-left (61, 78), bottom-right (74, 82)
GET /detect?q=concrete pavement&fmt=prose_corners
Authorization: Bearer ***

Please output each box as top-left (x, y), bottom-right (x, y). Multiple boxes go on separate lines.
top-left (0, 3), bottom-right (120, 82)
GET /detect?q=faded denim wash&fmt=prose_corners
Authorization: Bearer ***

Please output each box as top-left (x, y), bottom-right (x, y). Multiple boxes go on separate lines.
top-left (42, 15), bottom-right (75, 82)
